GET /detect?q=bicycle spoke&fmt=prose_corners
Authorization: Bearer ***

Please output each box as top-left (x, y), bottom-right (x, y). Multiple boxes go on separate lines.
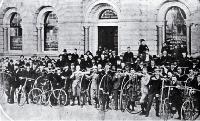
top-left (181, 101), bottom-right (193, 120)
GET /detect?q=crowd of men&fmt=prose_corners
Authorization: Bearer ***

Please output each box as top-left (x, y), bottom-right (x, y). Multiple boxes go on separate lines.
top-left (0, 39), bottom-right (200, 119)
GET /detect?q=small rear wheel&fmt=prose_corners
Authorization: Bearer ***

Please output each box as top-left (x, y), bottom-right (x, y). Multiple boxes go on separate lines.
top-left (181, 100), bottom-right (193, 121)
top-left (28, 88), bottom-right (42, 104)
top-left (50, 89), bottom-right (67, 107)
top-left (163, 99), bottom-right (171, 121)
top-left (17, 89), bottom-right (27, 106)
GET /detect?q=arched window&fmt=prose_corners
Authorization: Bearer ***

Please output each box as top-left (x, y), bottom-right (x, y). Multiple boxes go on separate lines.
top-left (44, 11), bottom-right (58, 51)
top-left (99, 9), bottom-right (118, 19)
top-left (165, 6), bottom-right (187, 55)
top-left (10, 13), bottom-right (22, 50)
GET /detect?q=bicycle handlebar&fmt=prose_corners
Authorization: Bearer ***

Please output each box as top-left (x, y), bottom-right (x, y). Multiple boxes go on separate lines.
top-left (164, 85), bottom-right (179, 88)
top-left (19, 77), bottom-right (35, 81)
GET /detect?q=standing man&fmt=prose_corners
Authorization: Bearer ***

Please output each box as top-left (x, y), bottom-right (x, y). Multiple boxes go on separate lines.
top-left (112, 68), bottom-right (123, 110)
top-left (138, 67), bottom-right (150, 115)
top-left (109, 51), bottom-right (119, 66)
top-left (145, 68), bottom-right (162, 117)
top-left (85, 66), bottom-right (99, 108)
top-left (61, 65), bottom-right (72, 105)
top-left (62, 49), bottom-right (68, 63)
top-left (56, 54), bottom-right (65, 68)
top-left (72, 48), bottom-right (79, 62)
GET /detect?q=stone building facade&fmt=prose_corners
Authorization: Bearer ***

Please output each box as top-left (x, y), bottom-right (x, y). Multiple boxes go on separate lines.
top-left (0, 0), bottom-right (200, 57)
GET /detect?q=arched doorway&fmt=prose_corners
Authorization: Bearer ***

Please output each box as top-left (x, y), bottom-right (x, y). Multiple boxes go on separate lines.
top-left (84, 2), bottom-right (120, 54)
top-left (98, 9), bottom-right (118, 53)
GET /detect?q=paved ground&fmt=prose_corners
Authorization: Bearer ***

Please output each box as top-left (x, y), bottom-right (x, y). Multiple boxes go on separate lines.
top-left (0, 95), bottom-right (189, 121)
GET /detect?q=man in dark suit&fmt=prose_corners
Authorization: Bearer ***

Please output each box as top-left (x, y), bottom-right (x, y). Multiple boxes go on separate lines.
top-left (61, 65), bottom-right (72, 105)
top-left (123, 47), bottom-right (135, 66)
top-left (145, 68), bottom-right (162, 117)
top-left (160, 50), bottom-right (172, 66)
top-left (66, 54), bottom-right (74, 67)
top-left (72, 48), bottom-right (79, 62)
top-left (56, 54), bottom-right (65, 67)
top-left (138, 39), bottom-right (149, 55)
top-left (62, 49), bottom-right (68, 63)
top-left (112, 68), bottom-right (123, 110)
top-left (109, 51), bottom-right (119, 66)
top-left (17, 63), bottom-right (35, 104)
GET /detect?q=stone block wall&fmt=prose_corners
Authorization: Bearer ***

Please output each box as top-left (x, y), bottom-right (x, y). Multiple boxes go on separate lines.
top-left (0, 0), bottom-right (199, 58)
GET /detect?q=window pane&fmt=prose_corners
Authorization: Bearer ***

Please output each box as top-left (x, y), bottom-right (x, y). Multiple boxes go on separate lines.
top-left (10, 13), bottom-right (22, 50)
top-left (44, 12), bottom-right (58, 51)
top-left (99, 9), bottom-right (118, 19)
top-left (165, 7), bottom-right (187, 55)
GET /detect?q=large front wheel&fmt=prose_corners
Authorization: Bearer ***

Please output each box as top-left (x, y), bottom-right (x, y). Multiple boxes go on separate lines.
top-left (120, 82), bottom-right (141, 114)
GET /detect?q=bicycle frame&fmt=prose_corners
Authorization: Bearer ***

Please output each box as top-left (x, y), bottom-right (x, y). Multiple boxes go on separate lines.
top-left (181, 87), bottom-right (200, 121)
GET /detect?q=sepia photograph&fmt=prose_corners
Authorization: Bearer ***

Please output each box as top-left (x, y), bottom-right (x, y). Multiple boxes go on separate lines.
top-left (0, 0), bottom-right (200, 121)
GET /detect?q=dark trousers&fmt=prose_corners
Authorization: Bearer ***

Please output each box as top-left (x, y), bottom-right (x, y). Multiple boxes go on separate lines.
top-left (8, 86), bottom-right (16, 103)
top-left (113, 89), bottom-right (119, 109)
top-left (171, 92), bottom-right (183, 117)
top-left (146, 92), bottom-right (159, 116)
top-left (141, 97), bottom-right (148, 113)
top-left (18, 81), bottom-right (32, 104)
top-left (99, 91), bottom-right (110, 109)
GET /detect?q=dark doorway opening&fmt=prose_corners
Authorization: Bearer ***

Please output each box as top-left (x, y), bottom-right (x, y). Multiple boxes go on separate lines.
top-left (98, 26), bottom-right (118, 54)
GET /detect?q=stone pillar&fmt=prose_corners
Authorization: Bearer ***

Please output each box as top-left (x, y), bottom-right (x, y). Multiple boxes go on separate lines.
top-left (37, 27), bottom-right (42, 52)
top-left (3, 27), bottom-right (8, 52)
top-left (156, 21), bottom-right (165, 56)
top-left (157, 25), bottom-right (163, 55)
top-left (163, 20), bottom-right (167, 43)
top-left (186, 24), bottom-right (191, 55)
top-left (83, 26), bottom-right (90, 53)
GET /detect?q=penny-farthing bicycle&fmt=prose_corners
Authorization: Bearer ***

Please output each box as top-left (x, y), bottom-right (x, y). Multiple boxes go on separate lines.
top-left (120, 73), bottom-right (141, 114)
top-left (28, 76), bottom-right (67, 107)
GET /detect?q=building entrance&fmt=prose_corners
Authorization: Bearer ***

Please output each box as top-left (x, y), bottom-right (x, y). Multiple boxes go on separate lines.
top-left (98, 26), bottom-right (118, 53)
